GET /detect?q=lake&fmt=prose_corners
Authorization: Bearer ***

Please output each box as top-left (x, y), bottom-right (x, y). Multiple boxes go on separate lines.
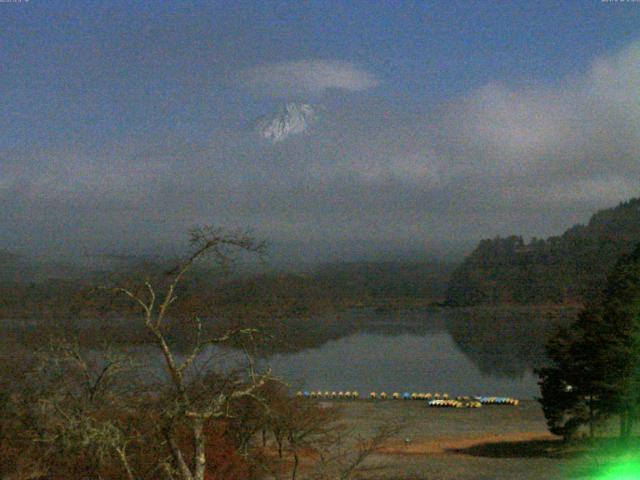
top-left (2, 306), bottom-right (575, 400)
top-left (214, 306), bottom-right (577, 400)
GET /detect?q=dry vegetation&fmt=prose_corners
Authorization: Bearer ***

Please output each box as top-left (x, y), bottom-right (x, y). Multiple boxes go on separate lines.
top-left (0, 227), bottom-right (394, 480)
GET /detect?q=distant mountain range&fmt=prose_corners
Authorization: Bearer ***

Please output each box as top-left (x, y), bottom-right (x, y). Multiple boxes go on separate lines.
top-left (445, 197), bottom-right (640, 306)
top-left (5, 197), bottom-right (639, 312)
top-left (256, 102), bottom-right (318, 142)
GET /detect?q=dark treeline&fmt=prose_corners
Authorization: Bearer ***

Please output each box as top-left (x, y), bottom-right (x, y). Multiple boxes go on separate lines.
top-left (0, 257), bottom-right (453, 321)
top-left (0, 253), bottom-right (453, 356)
top-left (446, 197), bottom-right (640, 306)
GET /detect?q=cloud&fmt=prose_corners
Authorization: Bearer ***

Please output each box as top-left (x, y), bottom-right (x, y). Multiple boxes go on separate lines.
top-left (2, 42), bottom-right (640, 262)
top-left (441, 40), bottom-right (640, 180)
top-left (240, 60), bottom-right (379, 97)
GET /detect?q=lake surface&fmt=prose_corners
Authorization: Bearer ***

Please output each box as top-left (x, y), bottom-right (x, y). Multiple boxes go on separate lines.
top-left (216, 307), bottom-right (576, 399)
top-left (267, 331), bottom-right (541, 398)
top-left (2, 307), bottom-right (575, 400)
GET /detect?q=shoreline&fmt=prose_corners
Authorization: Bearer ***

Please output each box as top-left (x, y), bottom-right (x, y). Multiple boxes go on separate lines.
top-left (331, 399), bottom-right (576, 479)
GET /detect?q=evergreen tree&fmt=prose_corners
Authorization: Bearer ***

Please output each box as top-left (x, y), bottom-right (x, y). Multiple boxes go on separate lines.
top-left (538, 243), bottom-right (640, 440)
top-left (537, 310), bottom-right (604, 439)
top-left (596, 244), bottom-right (640, 439)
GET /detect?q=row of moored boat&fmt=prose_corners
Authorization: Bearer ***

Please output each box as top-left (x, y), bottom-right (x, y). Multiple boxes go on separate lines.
top-left (295, 391), bottom-right (519, 407)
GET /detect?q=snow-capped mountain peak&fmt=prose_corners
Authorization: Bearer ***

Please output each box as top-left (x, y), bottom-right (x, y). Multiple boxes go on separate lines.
top-left (256, 103), bottom-right (318, 143)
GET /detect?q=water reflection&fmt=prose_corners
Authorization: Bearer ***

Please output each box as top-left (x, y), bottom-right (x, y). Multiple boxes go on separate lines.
top-left (257, 307), bottom-right (576, 398)
top-left (2, 307), bottom-right (576, 399)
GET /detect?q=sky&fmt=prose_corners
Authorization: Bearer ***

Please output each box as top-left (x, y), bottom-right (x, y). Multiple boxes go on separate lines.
top-left (1, 0), bottom-right (640, 265)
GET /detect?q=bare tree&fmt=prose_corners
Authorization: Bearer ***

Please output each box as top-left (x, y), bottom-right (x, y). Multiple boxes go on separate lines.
top-left (261, 396), bottom-right (397, 480)
top-left (11, 337), bottom-right (143, 480)
top-left (0, 226), bottom-right (395, 480)
top-left (307, 424), bottom-right (402, 480)
top-left (279, 399), bottom-right (338, 480)
top-left (107, 226), bottom-right (272, 480)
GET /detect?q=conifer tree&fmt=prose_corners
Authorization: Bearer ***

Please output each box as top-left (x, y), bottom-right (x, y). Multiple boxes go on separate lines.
top-left (538, 243), bottom-right (640, 439)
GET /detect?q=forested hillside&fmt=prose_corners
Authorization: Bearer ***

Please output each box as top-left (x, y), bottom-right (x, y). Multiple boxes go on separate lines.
top-left (445, 198), bottom-right (640, 306)
top-left (0, 253), bottom-right (453, 320)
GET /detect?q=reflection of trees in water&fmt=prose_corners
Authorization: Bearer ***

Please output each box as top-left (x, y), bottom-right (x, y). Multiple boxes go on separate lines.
top-left (7, 307), bottom-right (577, 380)
top-left (444, 307), bottom-right (577, 378)
top-left (260, 307), bottom-right (577, 381)
top-left (257, 307), bottom-right (447, 355)
top-left (2, 308), bottom-right (444, 356)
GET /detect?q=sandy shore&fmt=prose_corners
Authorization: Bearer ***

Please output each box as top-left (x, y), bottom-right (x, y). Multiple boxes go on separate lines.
top-left (329, 399), bottom-right (581, 479)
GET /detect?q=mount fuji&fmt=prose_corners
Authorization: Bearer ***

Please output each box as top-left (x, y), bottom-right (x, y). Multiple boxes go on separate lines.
top-left (256, 103), bottom-right (319, 143)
